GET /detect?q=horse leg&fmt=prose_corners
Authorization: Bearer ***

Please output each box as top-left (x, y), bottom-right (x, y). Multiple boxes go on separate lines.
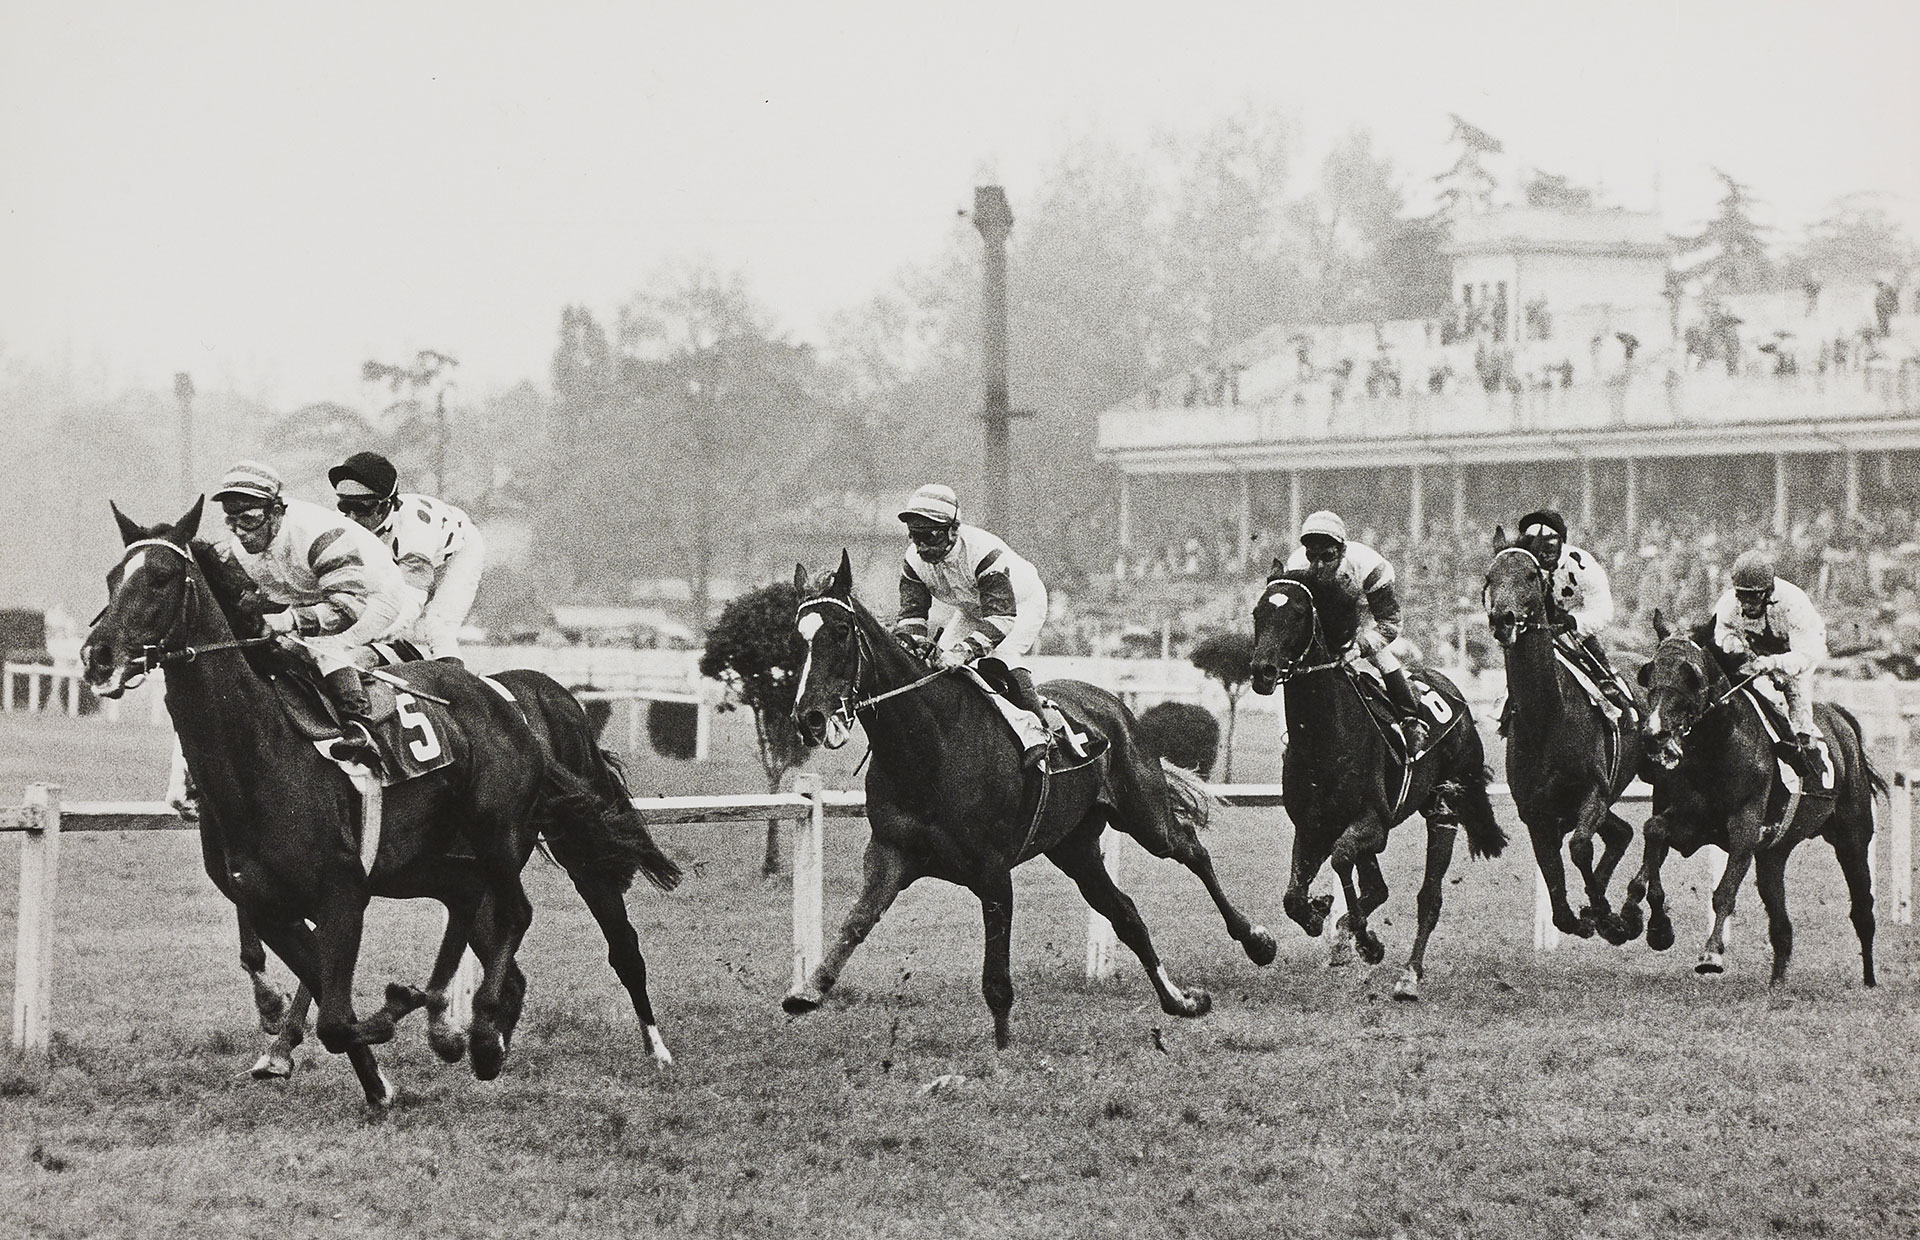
top-left (1622, 813), bottom-right (1677, 950)
top-left (1047, 825), bottom-right (1210, 1022)
top-left (975, 869), bottom-right (1018, 1049)
top-left (237, 909), bottom-right (288, 1034)
top-left (1329, 822), bottom-right (1389, 966)
top-left (784, 840), bottom-right (909, 1015)
top-left (571, 873), bottom-right (674, 1069)
top-left (1697, 825), bottom-right (1758, 975)
top-left (1393, 822), bottom-right (1459, 1001)
top-left (413, 902), bottom-right (479, 1065)
top-left (1570, 795), bottom-right (1634, 944)
top-left (250, 912), bottom-right (393, 1108)
top-left (466, 877), bottom-right (536, 1082)
top-left (1831, 823), bottom-right (1878, 988)
top-left (1527, 818), bottom-right (1591, 937)
top-left (307, 879), bottom-right (404, 1054)
top-left (1752, 847), bottom-right (1795, 987)
top-left (1282, 828), bottom-right (1336, 938)
top-left (1591, 810), bottom-right (1637, 943)
top-left (1124, 800), bottom-right (1275, 967)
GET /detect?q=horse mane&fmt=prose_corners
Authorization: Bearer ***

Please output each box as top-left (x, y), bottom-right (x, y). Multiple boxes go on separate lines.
top-left (189, 539), bottom-right (267, 639)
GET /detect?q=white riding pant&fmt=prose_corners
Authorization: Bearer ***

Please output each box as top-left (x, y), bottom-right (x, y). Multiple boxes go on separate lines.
top-left (410, 534), bottom-right (485, 660)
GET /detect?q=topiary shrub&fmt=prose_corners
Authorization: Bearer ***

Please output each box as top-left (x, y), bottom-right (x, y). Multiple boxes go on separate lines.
top-left (1137, 701), bottom-right (1222, 779)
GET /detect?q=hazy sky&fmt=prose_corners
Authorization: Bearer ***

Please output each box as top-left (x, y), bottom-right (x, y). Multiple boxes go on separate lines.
top-left (4, 1), bottom-right (1916, 407)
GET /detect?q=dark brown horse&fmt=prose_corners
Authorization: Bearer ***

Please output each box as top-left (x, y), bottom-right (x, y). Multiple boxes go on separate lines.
top-left (82, 501), bottom-right (677, 1105)
top-left (1619, 616), bottom-right (1882, 985)
top-left (1483, 539), bottom-right (1644, 943)
top-left (784, 552), bottom-right (1274, 1048)
top-left (1249, 565), bottom-right (1506, 999)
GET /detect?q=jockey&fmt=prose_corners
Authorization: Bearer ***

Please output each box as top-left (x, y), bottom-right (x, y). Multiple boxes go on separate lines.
top-left (209, 460), bottom-right (419, 769)
top-left (888, 483), bottom-right (1055, 769)
top-left (328, 450), bottom-right (485, 663)
top-left (1514, 508), bottom-right (1638, 721)
top-left (1284, 510), bottom-right (1429, 753)
top-left (1712, 550), bottom-right (1827, 773)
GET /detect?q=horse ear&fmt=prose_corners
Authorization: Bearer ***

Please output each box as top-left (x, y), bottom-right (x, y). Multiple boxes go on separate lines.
top-left (1636, 661), bottom-right (1653, 688)
top-left (1651, 608), bottom-right (1670, 641)
top-left (1492, 523), bottom-right (1510, 550)
top-left (173, 496), bottom-right (205, 543)
top-left (110, 501), bottom-right (144, 546)
top-left (1268, 556), bottom-right (1285, 581)
top-left (831, 549), bottom-right (852, 597)
top-left (793, 563), bottom-right (808, 595)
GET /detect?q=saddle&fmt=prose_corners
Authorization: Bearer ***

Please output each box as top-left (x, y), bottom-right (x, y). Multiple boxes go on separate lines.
top-left (961, 665), bottom-right (1110, 775)
top-left (1736, 682), bottom-right (1837, 832)
top-left (269, 665), bottom-right (456, 787)
top-left (1344, 663), bottom-right (1460, 768)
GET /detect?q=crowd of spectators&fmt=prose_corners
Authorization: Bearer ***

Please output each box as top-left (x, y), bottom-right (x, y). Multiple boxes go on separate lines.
top-left (1048, 499), bottom-right (1920, 676)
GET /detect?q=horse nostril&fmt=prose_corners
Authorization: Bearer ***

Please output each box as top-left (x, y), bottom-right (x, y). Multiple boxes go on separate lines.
top-left (799, 710), bottom-right (825, 736)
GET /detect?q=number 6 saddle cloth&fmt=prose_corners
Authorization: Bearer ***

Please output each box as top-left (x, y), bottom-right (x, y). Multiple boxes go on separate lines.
top-left (269, 668), bottom-right (457, 787)
top-left (1343, 661), bottom-right (1466, 767)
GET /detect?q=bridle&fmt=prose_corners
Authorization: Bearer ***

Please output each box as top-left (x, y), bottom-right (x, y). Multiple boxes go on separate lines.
top-left (1645, 634), bottom-right (1766, 750)
top-left (1484, 545), bottom-right (1548, 641)
top-left (795, 596), bottom-right (953, 737)
top-left (1257, 578), bottom-right (1345, 682)
top-left (98, 539), bottom-right (273, 689)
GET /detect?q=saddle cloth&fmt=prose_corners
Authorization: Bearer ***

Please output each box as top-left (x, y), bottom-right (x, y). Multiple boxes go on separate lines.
top-left (1346, 661), bottom-right (1462, 758)
top-left (956, 667), bottom-right (1107, 775)
top-left (275, 671), bottom-right (457, 788)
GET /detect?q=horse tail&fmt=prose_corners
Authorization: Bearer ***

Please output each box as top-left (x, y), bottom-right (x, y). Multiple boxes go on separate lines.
top-left (1452, 766), bottom-right (1508, 860)
top-left (539, 758), bottom-right (683, 894)
top-left (1159, 758), bottom-right (1216, 833)
top-left (1830, 704), bottom-right (1889, 800)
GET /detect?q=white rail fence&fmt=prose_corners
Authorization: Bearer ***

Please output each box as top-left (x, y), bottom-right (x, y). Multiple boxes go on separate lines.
top-left (2, 774), bottom-right (1913, 1055)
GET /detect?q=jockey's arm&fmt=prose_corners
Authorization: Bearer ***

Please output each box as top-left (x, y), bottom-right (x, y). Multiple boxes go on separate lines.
top-left (394, 551), bottom-right (437, 596)
top-left (290, 531), bottom-right (407, 643)
top-left (893, 565), bottom-right (933, 640)
top-left (1564, 550), bottom-right (1616, 634)
top-left (1362, 581), bottom-right (1404, 647)
top-left (1710, 594), bottom-right (1750, 659)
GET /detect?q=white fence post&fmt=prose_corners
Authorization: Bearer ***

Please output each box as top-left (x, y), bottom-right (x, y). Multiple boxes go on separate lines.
top-left (694, 695), bottom-right (712, 762)
top-left (1533, 863), bottom-right (1557, 952)
top-left (13, 784), bottom-right (61, 1055)
top-left (791, 775), bottom-right (824, 991)
top-left (1084, 829), bottom-right (1121, 980)
top-left (1891, 773), bottom-right (1913, 926)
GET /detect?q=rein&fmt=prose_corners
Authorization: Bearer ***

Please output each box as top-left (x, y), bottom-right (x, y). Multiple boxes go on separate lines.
top-left (1484, 545), bottom-right (1548, 639)
top-left (797, 596), bottom-right (954, 724)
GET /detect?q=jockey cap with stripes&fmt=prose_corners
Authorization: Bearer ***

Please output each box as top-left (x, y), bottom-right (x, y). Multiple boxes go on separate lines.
top-left (898, 484), bottom-right (960, 527)
top-left (211, 460), bottom-right (284, 506)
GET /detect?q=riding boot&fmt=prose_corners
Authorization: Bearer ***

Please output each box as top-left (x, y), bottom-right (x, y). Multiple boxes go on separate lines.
top-left (322, 667), bottom-right (383, 774)
top-left (1582, 633), bottom-right (1637, 722)
top-left (1003, 666), bottom-right (1051, 770)
top-left (1382, 667), bottom-right (1430, 755)
top-left (1794, 731), bottom-right (1824, 780)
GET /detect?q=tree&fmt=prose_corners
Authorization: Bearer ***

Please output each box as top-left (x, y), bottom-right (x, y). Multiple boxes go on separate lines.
top-left (1791, 193), bottom-right (1917, 285)
top-left (699, 581), bottom-right (811, 875)
top-left (1431, 114), bottom-right (1503, 221)
top-left (1188, 630), bottom-right (1256, 782)
top-left (1677, 169), bottom-right (1778, 296)
top-left (363, 349), bottom-right (460, 495)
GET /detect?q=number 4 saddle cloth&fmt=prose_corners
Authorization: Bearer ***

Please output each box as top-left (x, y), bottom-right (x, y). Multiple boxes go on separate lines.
top-left (269, 668), bottom-right (457, 787)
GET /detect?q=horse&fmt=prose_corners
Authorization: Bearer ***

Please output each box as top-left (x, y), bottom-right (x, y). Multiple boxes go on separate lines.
top-left (239, 668), bottom-right (683, 1080)
top-left (1618, 615), bottom-right (1882, 986)
top-left (784, 552), bottom-right (1275, 1048)
top-left (81, 500), bottom-right (676, 1105)
top-left (1483, 538), bottom-right (1644, 943)
top-left (1248, 563), bottom-right (1506, 999)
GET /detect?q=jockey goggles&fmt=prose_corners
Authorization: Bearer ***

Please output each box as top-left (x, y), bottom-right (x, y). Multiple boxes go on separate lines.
top-left (336, 496), bottom-right (384, 518)
top-left (222, 503), bottom-right (273, 533)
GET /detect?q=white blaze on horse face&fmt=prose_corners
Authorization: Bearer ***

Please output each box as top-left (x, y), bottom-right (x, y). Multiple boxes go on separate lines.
top-left (1646, 708), bottom-right (1662, 737)
top-left (122, 549), bottom-right (149, 583)
top-left (794, 612), bottom-right (822, 707)
top-left (1263, 587), bottom-right (1290, 610)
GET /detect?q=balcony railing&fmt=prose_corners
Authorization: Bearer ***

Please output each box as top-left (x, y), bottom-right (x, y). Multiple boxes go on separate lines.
top-left (1098, 366), bottom-right (1920, 454)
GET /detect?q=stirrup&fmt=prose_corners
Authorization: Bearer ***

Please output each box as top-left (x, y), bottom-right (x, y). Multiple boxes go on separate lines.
top-left (329, 720), bottom-right (383, 770)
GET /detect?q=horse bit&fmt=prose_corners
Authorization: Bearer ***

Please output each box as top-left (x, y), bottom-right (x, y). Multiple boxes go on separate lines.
top-left (1259, 577), bottom-right (1345, 682)
top-left (101, 538), bottom-right (272, 690)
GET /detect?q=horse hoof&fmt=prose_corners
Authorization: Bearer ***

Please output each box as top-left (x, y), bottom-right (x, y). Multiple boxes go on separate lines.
top-left (1176, 989), bottom-right (1212, 1019)
top-left (1326, 938), bottom-right (1356, 968)
top-left (470, 1029), bottom-right (506, 1081)
top-left (1391, 973), bottom-right (1421, 1002)
top-left (427, 1028), bottom-right (468, 1065)
top-left (644, 1025), bottom-right (675, 1069)
top-left (1616, 905), bottom-right (1645, 942)
top-left (249, 1051), bottom-right (294, 1080)
top-left (782, 987), bottom-right (823, 1016)
top-left (1596, 916), bottom-right (1635, 947)
top-left (1357, 937), bottom-right (1386, 967)
top-left (1243, 927), bottom-right (1277, 967)
top-left (1647, 919), bottom-right (1675, 953)
top-left (366, 1071), bottom-right (397, 1110)
top-left (1695, 953), bottom-right (1725, 976)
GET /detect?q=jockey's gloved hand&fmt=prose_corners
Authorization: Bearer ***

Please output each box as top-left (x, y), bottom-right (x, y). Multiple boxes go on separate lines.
top-left (936, 636), bottom-right (990, 670)
top-left (262, 609), bottom-right (297, 635)
top-left (1354, 629), bottom-right (1387, 656)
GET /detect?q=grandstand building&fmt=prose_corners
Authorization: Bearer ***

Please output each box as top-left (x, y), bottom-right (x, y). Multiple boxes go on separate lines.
top-left (1099, 204), bottom-right (1920, 563)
